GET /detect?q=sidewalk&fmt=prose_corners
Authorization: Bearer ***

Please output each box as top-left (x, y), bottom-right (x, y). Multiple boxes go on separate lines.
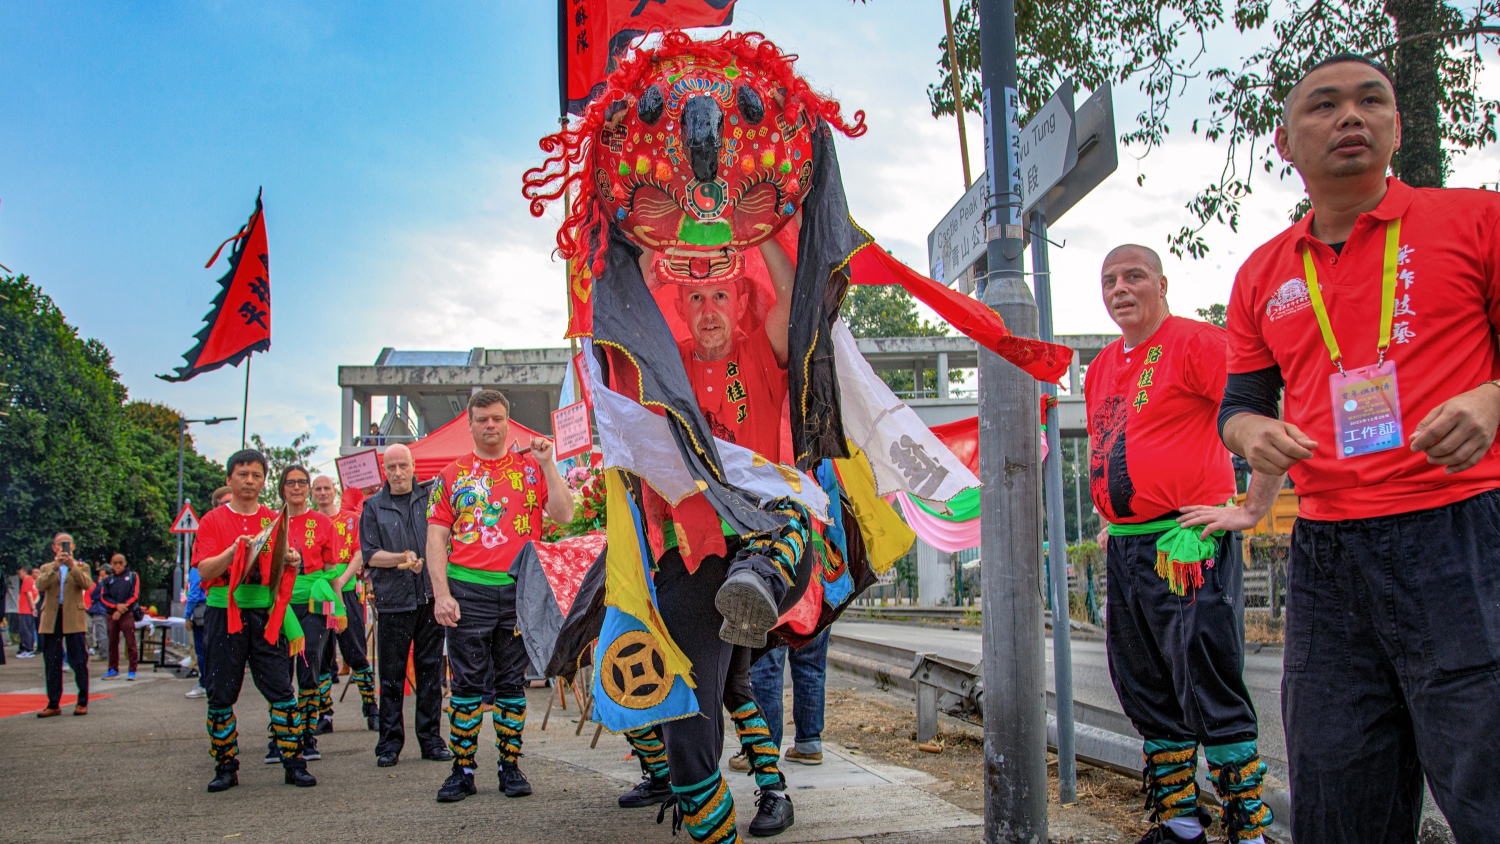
top-left (0, 652), bottom-right (981, 844)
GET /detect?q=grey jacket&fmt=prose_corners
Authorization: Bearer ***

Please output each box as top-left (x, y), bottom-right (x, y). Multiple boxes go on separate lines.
top-left (360, 480), bottom-right (435, 614)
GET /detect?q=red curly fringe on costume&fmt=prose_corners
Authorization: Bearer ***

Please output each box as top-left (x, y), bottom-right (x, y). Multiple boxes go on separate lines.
top-left (520, 30), bottom-right (867, 276)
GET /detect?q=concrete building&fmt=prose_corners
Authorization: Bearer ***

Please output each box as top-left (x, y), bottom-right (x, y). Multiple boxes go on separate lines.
top-left (337, 335), bottom-right (1114, 456)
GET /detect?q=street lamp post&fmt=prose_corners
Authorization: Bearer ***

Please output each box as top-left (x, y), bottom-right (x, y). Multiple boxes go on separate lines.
top-left (175, 416), bottom-right (236, 606)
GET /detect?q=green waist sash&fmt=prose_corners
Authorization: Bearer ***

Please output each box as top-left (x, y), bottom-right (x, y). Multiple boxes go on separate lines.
top-left (1107, 518), bottom-right (1223, 596)
top-left (447, 563), bottom-right (514, 587)
top-left (328, 563), bottom-right (357, 592)
top-left (206, 585), bottom-right (304, 641)
top-left (291, 570), bottom-right (347, 616)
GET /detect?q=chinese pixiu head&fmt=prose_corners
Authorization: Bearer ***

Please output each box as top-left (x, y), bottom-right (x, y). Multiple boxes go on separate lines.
top-left (524, 30), bottom-right (866, 286)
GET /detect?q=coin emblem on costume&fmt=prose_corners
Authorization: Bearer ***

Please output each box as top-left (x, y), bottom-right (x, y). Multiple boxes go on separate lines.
top-left (601, 630), bottom-right (671, 709)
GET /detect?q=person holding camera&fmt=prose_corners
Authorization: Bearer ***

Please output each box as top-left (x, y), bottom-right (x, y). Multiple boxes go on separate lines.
top-left (34, 533), bottom-right (94, 717)
top-left (99, 553), bottom-right (141, 680)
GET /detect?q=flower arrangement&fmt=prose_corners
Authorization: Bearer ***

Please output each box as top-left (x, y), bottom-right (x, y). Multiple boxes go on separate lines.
top-left (542, 452), bottom-right (607, 541)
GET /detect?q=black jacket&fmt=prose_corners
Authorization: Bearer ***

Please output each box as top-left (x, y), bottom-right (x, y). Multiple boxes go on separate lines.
top-left (100, 571), bottom-right (140, 612)
top-left (360, 479), bottom-right (435, 614)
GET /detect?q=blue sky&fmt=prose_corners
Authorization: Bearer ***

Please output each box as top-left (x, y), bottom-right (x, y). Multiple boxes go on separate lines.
top-left (6, 2), bottom-right (1500, 469)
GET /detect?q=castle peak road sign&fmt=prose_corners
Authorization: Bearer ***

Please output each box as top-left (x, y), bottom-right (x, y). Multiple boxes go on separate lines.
top-left (927, 173), bottom-right (990, 287)
top-left (1017, 81), bottom-right (1078, 217)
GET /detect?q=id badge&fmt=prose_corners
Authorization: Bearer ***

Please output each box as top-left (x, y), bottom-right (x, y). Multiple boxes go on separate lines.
top-left (1330, 361), bottom-right (1404, 458)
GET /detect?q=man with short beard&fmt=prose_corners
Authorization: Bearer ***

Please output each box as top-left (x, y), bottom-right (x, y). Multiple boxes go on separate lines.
top-left (312, 474), bottom-right (378, 731)
top-left (361, 444), bottom-right (451, 767)
top-left (1221, 53), bottom-right (1500, 842)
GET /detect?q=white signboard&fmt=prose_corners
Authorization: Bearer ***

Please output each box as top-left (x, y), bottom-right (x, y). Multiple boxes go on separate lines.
top-left (336, 449), bottom-right (384, 492)
top-left (1017, 81), bottom-right (1077, 216)
top-left (926, 174), bottom-right (990, 287)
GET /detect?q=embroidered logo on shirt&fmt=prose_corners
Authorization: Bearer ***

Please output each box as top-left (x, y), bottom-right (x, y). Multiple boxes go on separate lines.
top-left (1266, 278), bottom-right (1311, 321)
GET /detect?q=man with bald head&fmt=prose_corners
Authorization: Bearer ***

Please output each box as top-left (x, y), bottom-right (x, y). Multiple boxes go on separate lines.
top-left (1088, 244), bottom-right (1280, 844)
top-left (359, 443), bottom-right (451, 767)
top-left (1221, 53), bottom-right (1500, 843)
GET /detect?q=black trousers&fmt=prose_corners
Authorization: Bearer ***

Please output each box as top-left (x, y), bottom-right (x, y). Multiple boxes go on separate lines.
top-left (41, 614), bottom-right (88, 709)
top-left (657, 549), bottom-right (736, 789)
top-left (724, 645), bottom-right (754, 712)
top-left (1106, 529), bottom-right (1257, 745)
top-left (203, 606), bottom-right (295, 709)
top-left (1284, 489), bottom-right (1500, 844)
top-left (322, 589), bottom-right (370, 676)
top-left (291, 605), bottom-right (328, 693)
top-left (446, 579), bottom-right (529, 699)
top-left (375, 601), bottom-right (447, 757)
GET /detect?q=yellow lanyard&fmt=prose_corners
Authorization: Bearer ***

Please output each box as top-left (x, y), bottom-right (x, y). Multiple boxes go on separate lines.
top-left (1300, 218), bottom-right (1401, 375)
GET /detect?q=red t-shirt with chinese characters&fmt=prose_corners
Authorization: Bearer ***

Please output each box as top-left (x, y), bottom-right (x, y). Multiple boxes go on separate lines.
top-left (1227, 178), bottom-right (1500, 520)
top-left (427, 451), bottom-right (550, 575)
top-left (330, 508), bottom-right (361, 566)
top-left (286, 510), bottom-right (337, 574)
top-left (1085, 315), bottom-right (1236, 524)
top-left (680, 327), bottom-right (789, 461)
top-left (192, 503), bottom-right (278, 588)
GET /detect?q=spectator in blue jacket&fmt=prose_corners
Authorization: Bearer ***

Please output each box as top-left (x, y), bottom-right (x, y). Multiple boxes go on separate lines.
top-left (184, 565), bottom-right (208, 698)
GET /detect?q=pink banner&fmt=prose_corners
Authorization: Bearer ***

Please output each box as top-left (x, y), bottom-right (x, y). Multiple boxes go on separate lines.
top-left (889, 494), bottom-right (981, 553)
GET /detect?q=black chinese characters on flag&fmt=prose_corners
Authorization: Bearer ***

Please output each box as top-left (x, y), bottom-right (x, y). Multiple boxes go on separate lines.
top-left (159, 190), bottom-right (271, 383)
top-left (559, 0), bottom-right (736, 115)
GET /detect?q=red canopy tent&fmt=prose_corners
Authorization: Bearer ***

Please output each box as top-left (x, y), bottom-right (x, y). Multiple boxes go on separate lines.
top-left (408, 413), bottom-right (546, 482)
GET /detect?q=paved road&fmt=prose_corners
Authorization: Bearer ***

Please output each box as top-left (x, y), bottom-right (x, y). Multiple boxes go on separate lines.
top-left (831, 620), bottom-right (1289, 765)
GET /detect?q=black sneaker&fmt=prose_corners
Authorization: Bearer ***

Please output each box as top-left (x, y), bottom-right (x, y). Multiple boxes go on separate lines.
top-left (499, 762), bottom-right (533, 797)
top-left (619, 775), bottom-right (672, 808)
top-left (315, 715), bottom-right (333, 735)
top-left (437, 767), bottom-right (477, 803)
top-left (206, 768), bottom-right (239, 793)
top-left (377, 753), bottom-right (399, 767)
top-left (422, 747), bottom-right (455, 762)
top-left (264, 738), bottom-right (281, 765)
top-left (749, 790), bottom-right (794, 837)
top-left (1134, 823), bottom-right (1206, 844)
top-left (715, 569), bottom-right (779, 648)
top-left (302, 735), bottom-right (321, 761)
top-left (284, 765), bottom-right (317, 787)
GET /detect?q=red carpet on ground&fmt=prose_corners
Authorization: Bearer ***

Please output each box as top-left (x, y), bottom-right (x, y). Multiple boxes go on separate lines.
top-left (0, 693), bottom-right (111, 718)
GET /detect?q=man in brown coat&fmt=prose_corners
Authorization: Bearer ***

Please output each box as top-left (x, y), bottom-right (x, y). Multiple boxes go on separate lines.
top-left (35, 533), bottom-right (95, 717)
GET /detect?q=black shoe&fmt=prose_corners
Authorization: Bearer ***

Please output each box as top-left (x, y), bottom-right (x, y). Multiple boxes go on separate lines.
top-left (715, 569), bottom-right (780, 648)
top-left (264, 738), bottom-right (281, 765)
top-left (206, 769), bottom-right (239, 793)
top-left (302, 736), bottom-right (321, 761)
top-left (422, 747), bottom-right (455, 762)
top-left (377, 753), bottom-right (399, 768)
top-left (619, 775), bottom-right (673, 808)
top-left (284, 765), bottom-right (317, 787)
top-left (499, 762), bottom-right (533, 797)
top-left (1134, 823), bottom-right (1206, 844)
top-left (315, 715), bottom-right (333, 735)
top-left (749, 790), bottom-right (794, 837)
top-left (437, 767), bottom-right (477, 803)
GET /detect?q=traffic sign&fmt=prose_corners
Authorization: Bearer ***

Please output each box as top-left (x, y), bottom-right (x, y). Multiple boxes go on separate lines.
top-left (1017, 81), bottom-right (1078, 216)
top-left (170, 502), bottom-right (200, 534)
top-left (927, 174), bottom-right (991, 287)
top-left (1034, 82), bottom-right (1117, 226)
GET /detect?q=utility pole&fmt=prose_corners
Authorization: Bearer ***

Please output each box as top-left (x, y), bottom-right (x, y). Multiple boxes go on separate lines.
top-left (978, 0), bottom-right (1048, 837)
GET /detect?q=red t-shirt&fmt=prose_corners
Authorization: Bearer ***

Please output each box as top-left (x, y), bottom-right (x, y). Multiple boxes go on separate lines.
top-left (330, 508), bottom-right (361, 566)
top-left (287, 510), bottom-right (337, 574)
top-left (1227, 178), bottom-right (1500, 520)
top-left (18, 576), bottom-right (35, 614)
top-left (680, 327), bottom-right (789, 461)
top-left (1085, 315), bottom-right (1236, 523)
top-left (192, 503), bottom-right (278, 588)
top-left (427, 451), bottom-right (550, 574)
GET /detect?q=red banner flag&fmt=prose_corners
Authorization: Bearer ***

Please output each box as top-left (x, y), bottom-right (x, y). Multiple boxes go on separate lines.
top-left (159, 190), bottom-right (271, 382)
top-left (559, 0), bottom-right (736, 116)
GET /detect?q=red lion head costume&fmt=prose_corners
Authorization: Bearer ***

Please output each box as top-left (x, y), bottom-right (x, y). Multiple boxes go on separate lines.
top-left (523, 31), bottom-right (866, 287)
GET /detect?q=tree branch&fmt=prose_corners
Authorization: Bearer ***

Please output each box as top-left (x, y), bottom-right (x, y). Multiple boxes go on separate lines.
top-left (1372, 24), bottom-right (1500, 56)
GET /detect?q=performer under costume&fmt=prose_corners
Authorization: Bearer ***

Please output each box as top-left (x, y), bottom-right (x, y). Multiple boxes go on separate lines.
top-left (321, 488), bottom-right (378, 731)
top-left (284, 497), bottom-right (343, 762)
top-left (194, 494), bottom-right (311, 791)
top-left (428, 446), bottom-right (550, 801)
top-left (1087, 315), bottom-right (1271, 842)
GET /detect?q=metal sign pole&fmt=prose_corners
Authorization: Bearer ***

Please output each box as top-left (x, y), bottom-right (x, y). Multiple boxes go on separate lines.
top-left (1031, 207), bottom-right (1077, 804)
top-left (978, 0), bottom-right (1047, 836)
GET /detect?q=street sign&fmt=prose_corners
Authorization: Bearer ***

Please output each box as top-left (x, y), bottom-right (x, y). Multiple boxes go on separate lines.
top-left (927, 173), bottom-right (990, 287)
top-left (1017, 81), bottom-right (1078, 216)
top-left (170, 502), bottom-right (200, 534)
top-left (1035, 82), bottom-right (1118, 226)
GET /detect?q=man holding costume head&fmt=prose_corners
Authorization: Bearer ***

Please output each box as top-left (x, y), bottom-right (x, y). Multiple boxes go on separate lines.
top-left (427, 390), bottom-right (574, 802)
top-left (312, 474), bottom-right (378, 732)
top-left (1220, 53), bottom-right (1500, 842)
top-left (194, 449), bottom-right (313, 792)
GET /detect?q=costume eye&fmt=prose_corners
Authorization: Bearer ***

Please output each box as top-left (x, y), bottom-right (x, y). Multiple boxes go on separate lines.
top-left (738, 84), bottom-right (765, 125)
top-left (638, 85), bottom-right (665, 125)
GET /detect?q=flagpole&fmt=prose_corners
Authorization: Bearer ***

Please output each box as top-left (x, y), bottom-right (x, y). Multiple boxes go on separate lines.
top-left (242, 354), bottom-right (252, 449)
